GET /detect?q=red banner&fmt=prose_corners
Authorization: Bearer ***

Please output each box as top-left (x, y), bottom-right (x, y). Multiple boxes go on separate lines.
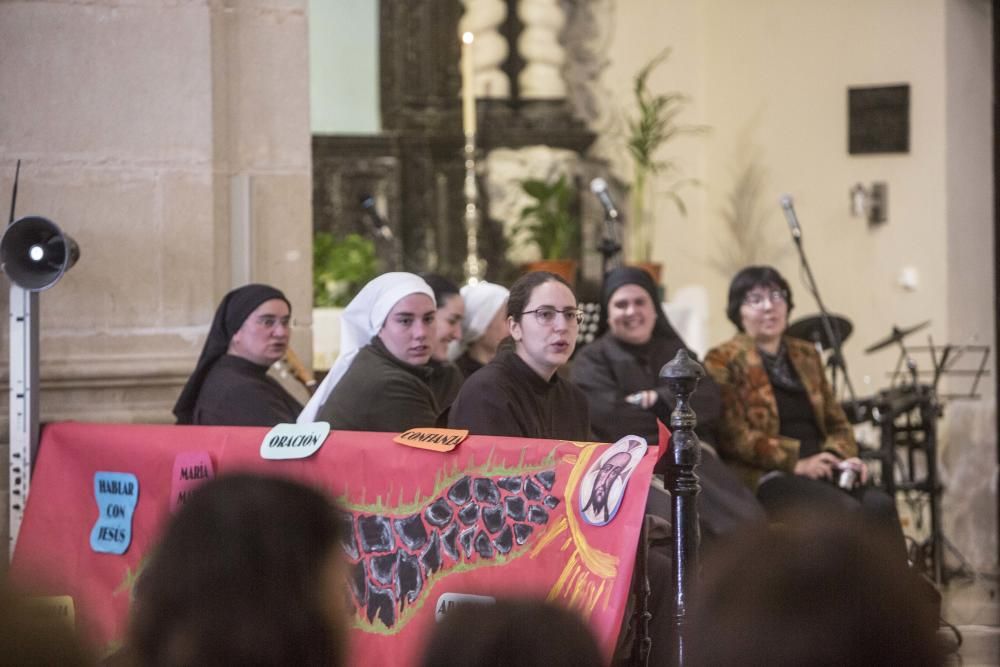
top-left (11, 422), bottom-right (655, 665)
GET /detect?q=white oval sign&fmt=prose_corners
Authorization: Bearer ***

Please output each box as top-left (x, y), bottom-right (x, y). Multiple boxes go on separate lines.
top-left (434, 593), bottom-right (496, 622)
top-left (579, 435), bottom-right (648, 527)
top-left (260, 422), bottom-right (331, 460)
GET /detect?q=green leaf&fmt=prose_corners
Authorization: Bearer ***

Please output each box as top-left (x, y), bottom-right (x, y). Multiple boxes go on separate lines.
top-left (313, 232), bottom-right (378, 307)
top-left (522, 180), bottom-right (550, 199)
top-left (516, 176), bottom-right (580, 260)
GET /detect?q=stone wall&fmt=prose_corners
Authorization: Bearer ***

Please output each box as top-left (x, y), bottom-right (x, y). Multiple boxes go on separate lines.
top-left (0, 0), bottom-right (313, 552)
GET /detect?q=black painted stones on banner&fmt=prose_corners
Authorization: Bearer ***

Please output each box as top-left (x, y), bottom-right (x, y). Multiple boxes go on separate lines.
top-left (343, 469), bottom-right (558, 629)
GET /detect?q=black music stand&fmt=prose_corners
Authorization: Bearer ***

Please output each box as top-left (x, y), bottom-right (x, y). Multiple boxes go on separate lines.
top-left (890, 342), bottom-right (991, 400)
top-left (867, 340), bottom-right (991, 583)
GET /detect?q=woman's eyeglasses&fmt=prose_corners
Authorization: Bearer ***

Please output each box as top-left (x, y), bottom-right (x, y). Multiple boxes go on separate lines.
top-left (743, 290), bottom-right (788, 310)
top-left (521, 307), bottom-right (584, 326)
top-left (254, 315), bottom-right (295, 331)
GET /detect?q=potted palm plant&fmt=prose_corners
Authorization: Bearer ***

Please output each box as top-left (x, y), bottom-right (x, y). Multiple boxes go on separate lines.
top-left (625, 48), bottom-right (705, 282)
top-left (513, 175), bottom-right (580, 285)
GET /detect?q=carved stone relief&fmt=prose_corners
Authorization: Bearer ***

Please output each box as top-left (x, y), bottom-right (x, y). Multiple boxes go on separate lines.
top-left (312, 136), bottom-right (403, 271)
top-left (313, 1), bottom-right (614, 286)
top-left (485, 145), bottom-right (580, 264)
top-left (516, 0), bottom-right (567, 99)
top-left (561, 0), bottom-right (616, 129)
top-left (459, 0), bottom-right (511, 98)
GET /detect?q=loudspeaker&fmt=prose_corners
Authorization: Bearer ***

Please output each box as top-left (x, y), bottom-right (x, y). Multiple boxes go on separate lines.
top-left (1, 216), bottom-right (80, 291)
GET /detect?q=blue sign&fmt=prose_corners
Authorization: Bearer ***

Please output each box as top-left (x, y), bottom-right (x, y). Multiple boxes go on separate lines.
top-left (90, 472), bottom-right (139, 555)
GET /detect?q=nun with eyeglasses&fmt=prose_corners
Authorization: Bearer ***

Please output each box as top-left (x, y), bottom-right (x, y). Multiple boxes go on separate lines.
top-left (448, 271), bottom-right (590, 440)
top-left (173, 284), bottom-right (302, 426)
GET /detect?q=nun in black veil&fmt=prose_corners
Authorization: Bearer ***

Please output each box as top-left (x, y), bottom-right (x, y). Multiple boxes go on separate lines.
top-left (571, 267), bottom-right (721, 446)
top-left (571, 267), bottom-right (764, 543)
top-left (173, 284), bottom-right (302, 426)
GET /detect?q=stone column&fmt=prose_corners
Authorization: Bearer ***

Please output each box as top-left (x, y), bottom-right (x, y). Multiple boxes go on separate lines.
top-left (459, 0), bottom-right (511, 98)
top-left (517, 0), bottom-right (567, 99)
top-left (0, 0), bottom-right (312, 546)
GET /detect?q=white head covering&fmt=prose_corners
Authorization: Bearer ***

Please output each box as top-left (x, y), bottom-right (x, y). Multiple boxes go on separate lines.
top-left (298, 272), bottom-right (435, 423)
top-left (449, 281), bottom-right (509, 360)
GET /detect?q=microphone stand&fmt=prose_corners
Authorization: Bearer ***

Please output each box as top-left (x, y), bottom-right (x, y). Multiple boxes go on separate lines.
top-left (789, 226), bottom-right (860, 419)
top-left (596, 208), bottom-right (623, 277)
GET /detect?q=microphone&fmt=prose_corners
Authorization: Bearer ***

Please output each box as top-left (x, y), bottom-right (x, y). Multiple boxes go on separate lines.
top-left (360, 195), bottom-right (393, 241)
top-left (779, 194), bottom-right (802, 243)
top-left (590, 178), bottom-right (621, 220)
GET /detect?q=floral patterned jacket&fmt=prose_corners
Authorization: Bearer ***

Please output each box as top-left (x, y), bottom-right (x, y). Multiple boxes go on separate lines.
top-left (703, 333), bottom-right (856, 489)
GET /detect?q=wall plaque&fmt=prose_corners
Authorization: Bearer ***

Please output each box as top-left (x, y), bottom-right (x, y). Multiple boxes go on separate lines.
top-left (848, 84), bottom-right (910, 154)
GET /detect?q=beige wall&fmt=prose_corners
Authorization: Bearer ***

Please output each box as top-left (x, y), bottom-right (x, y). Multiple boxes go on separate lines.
top-left (942, 0), bottom-right (995, 569)
top-left (701, 0), bottom-right (954, 385)
top-left (598, 0), bottom-right (995, 568)
top-left (595, 0), bottom-right (707, 290)
top-left (0, 0), bottom-right (313, 544)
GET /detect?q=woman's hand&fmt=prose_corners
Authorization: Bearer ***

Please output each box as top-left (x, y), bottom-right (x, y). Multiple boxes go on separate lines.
top-left (625, 390), bottom-right (658, 410)
top-left (794, 452), bottom-right (840, 480)
top-left (837, 456), bottom-right (869, 484)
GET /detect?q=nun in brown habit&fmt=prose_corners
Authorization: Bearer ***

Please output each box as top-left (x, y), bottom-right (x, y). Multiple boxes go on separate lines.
top-left (173, 284), bottom-right (302, 427)
top-left (571, 266), bottom-right (765, 545)
top-left (448, 271), bottom-right (590, 441)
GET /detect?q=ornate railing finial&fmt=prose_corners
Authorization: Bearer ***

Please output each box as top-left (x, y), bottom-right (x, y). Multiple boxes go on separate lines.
top-left (659, 347), bottom-right (705, 666)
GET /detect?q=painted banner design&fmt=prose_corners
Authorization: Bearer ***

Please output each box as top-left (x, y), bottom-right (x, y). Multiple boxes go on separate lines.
top-left (11, 423), bottom-right (655, 666)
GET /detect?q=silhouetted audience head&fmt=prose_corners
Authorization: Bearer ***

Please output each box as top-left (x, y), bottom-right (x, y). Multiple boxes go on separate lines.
top-left (420, 598), bottom-right (603, 667)
top-left (128, 473), bottom-right (347, 667)
top-left (689, 513), bottom-right (942, 667)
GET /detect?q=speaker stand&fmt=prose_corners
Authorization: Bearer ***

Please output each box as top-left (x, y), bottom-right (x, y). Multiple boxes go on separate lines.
top-left (8, 285), bottom-right (39, 560)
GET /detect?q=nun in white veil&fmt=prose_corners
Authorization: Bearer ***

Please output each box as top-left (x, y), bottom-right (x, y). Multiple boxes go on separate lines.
top-left (451, 281), bottom-right (510, 378)
top-left (298, 272), bottom-right (442, 431)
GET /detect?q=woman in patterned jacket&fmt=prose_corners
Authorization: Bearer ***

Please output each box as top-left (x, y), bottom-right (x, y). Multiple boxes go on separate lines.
top-left (704, 266), bottom-right (904, 555)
